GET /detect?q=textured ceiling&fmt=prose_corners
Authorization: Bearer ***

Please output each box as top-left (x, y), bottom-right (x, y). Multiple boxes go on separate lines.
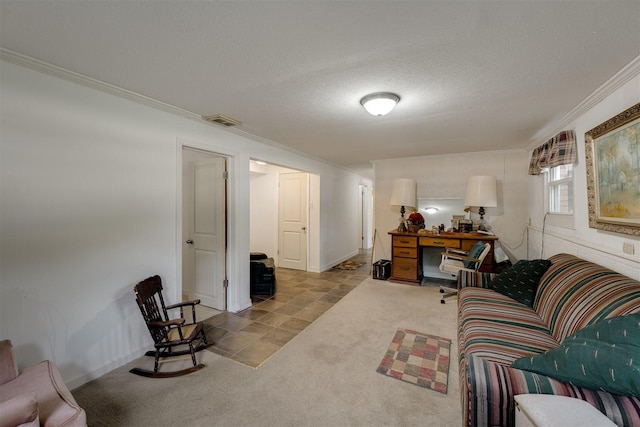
top-left (1, 1), bottom-right (639, 177)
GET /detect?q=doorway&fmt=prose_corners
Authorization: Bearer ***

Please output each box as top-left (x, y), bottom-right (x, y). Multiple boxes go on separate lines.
top-left (249, 160), bottom-right (320, 272)
top-left (358, 184), bottom-right (373, 250)
top-left (182, 148), bottom-right (227, 310)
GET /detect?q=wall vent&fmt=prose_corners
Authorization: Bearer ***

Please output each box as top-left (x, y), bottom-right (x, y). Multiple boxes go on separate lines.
top-left (203, 114), bottom-right (243, 127)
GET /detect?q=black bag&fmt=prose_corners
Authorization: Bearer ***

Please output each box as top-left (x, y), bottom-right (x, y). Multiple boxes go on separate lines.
top-left (373, 259), bottom-right (391, 280)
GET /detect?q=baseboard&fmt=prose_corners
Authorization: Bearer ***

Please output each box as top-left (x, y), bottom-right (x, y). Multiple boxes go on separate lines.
top-left (67, 345), bottom-right (152, 391)
top-left (321, 250), bottom-right (360, 272)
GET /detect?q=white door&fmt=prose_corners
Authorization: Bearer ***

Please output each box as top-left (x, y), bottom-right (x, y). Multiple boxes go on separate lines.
top-left (278, 172), bottom-right (308, 271)
top-left (183, 156), bottom-right (226, 310)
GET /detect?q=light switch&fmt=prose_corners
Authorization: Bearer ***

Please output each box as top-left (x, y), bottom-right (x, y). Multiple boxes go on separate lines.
top-left (623, 242), bottom-right (635, 255)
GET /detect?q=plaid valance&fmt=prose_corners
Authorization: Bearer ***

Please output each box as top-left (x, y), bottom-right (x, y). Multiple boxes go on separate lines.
top-left (528, 130), bottom-right (577, 175)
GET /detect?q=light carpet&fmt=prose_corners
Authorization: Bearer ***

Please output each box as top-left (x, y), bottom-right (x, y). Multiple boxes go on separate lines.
top-left (376, 328), bottom-right (451, 393)
top-left (73, 278), bottom-right (461, 426)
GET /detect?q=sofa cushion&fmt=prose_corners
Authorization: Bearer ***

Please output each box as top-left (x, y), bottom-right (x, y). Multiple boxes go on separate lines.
top-left (0, 340), bottom-right (19, 386)
top-left (534, 254), bottom-right (640, 342)
top-left (490, 259), bottom-right (551, 307)
top-left (0, 392), bottom-right (39, 427)
top-left (512, 313), bottom-right (640, 396)
top-left (458, 287), bottom-right (558, 365)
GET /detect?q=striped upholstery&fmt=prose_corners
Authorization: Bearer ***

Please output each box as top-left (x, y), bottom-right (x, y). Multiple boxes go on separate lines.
top-left (458, 254), bottom-right (640, 427)
top-left (466, 355), bottom-right (640, 427)
top-left (535, 254), bottom-right (640, 342)
top-left (459, 288), bottom-right (558, 364)
top-left (458, 271), bottom-right (495, 289)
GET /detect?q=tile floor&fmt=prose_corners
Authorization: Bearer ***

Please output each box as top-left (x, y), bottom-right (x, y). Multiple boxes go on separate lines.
top-left (203, 250), bottom-right (371, 368)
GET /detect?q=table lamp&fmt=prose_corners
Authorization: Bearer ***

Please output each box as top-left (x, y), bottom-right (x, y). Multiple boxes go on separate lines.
top-left (465, 175), bottom-right (497, 231)
top-left (390, 178), bottom-right (417, 232)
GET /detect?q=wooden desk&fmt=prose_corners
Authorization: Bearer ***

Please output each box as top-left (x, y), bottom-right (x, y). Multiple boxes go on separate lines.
top-left (388, 230), bottom-right (499, 285)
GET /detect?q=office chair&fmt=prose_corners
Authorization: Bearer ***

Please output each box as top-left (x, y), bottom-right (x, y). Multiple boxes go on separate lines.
top-left (438, 242), bottom-right (491, 304)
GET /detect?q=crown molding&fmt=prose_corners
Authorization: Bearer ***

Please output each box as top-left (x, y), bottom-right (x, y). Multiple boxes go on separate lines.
top-left (0, 48), bottom-right (203, 122)
top-left (371, 147), bottom-right (527, 165)
top-left (527, 55), bottom-right (640, 151)
top-left (0, 48), bottom-right (366, 177)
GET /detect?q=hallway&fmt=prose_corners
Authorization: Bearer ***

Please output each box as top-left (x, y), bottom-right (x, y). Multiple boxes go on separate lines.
top-left (203, 250), bottom-right (371, 368)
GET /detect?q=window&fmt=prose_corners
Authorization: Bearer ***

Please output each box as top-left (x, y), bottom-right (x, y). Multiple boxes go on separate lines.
top-left (547, 164), bottom-right (573, 214)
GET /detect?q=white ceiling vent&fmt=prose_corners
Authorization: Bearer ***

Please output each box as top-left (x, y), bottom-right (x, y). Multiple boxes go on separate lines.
top-left (203, 114), bottom-right (243, 127)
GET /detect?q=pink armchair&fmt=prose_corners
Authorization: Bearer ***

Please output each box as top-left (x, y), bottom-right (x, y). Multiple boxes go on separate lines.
top-left (0, 340), bottom-right (86, 426)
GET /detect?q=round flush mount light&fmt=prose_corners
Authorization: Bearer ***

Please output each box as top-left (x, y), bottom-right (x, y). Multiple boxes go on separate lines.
top-left (360, 92), bottom-right (400, 116)
top-left (424, 207), bottom-right (439, 215)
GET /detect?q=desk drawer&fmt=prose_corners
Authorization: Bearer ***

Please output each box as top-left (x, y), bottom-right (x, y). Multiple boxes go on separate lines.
top-left (393, 236), bottom-right (417, 248)
top-left (392, 258), bottom-right (419, 280)
top-left (419, 237), bottom-right (461, 248)
top-left (393, 247), bottom-right (418, 258)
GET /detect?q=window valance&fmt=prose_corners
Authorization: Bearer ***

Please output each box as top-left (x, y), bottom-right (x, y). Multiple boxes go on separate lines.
top-left (528, 130), bottom-right (577, 175)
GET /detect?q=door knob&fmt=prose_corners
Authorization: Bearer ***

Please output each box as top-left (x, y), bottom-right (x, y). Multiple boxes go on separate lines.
top-left (302, 227), bottom-right (307, 231)
top-left (186, 239), bottom-right (194, 245)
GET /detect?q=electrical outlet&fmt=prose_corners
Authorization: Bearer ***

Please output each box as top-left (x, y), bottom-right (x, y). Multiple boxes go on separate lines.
top-left (623, 242), bottom-right (635, 255)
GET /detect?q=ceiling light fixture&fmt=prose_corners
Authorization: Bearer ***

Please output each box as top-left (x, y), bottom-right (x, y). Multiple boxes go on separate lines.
top-left (360, 92), bottom-right (400, 116)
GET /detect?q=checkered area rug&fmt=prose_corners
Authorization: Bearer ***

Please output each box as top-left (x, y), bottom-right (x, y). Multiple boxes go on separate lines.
top-left (376, 328), bottom-right (451, 393)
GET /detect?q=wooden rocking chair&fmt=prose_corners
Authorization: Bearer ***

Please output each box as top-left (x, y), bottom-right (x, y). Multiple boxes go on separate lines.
top-left (131, 275), bottom-right (211, 378)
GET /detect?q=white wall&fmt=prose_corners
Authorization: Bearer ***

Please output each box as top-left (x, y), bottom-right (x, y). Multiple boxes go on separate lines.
top-left (0, 58), bottom-right (371, 388)
top-left (317, 168), bottom-right (366, 269)
top-left (373, 150), bottom-right (530, 269)
top-left (527, 71), bottom-right (640, 279)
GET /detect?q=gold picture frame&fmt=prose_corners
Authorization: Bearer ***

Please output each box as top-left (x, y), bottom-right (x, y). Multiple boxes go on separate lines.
top-left (585, 102), bottom-right (640, 236)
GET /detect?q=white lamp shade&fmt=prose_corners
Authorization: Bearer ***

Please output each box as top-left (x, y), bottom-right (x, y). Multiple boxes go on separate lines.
top-left (465, 175), bottom-right (497, 207)
top-left (360, 92), bottom-right (400, 116)
top-left (390, 178), bottom-right (417, 208)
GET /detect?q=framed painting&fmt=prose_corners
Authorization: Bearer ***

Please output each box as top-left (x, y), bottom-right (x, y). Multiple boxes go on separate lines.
top-left (585, 102), bottom-right (640, 236)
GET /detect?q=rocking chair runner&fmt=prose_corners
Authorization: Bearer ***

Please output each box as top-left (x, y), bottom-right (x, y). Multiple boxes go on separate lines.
top-left (131, 275), bottom-right (211, 378)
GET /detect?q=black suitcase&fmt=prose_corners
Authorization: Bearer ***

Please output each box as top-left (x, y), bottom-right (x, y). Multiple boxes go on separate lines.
top-left (250, 253), bottom-right (276, 296)
top-left (373, 259), bottom-right (391, 280)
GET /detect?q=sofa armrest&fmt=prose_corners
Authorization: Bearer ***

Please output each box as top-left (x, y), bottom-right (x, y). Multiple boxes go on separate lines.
top-left (0, 340), bottom-right (19, 386)
top-left (457, 271), bottom-right (495, 290)
top-left (0, 360), bottom-right (86, 427)
top-left (0, 392), bottom-right (39, 427)
top-left (464, 355), bottom-right (638, 427)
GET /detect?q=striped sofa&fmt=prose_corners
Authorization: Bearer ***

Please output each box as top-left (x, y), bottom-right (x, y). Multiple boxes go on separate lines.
top-left (457, 253), bottom-right (640, 427)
